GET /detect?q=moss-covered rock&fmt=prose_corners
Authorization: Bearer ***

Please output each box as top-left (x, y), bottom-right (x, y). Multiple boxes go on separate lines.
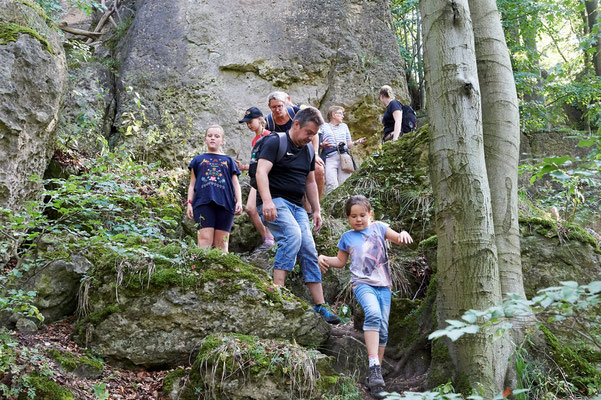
top-left (321, 126), bottom-right (433, 244)
top-left (22, 255), bottom-right (92, 323)
top-left (520, 216), bottom-right (601, 298)
top-left (0, 22), bottom-right (52, 52)
top-left (111, 0), bottom-right (409, 166)
top-left (162, 333), bottom-right (359, 400)
top-left (74, 248), bottom-right (330, 368)
top-left (0, 0), bottom-right (67, 214)
top-left (47, 348), bottom-right (104, 379)
top-left (541, 325), bottom-right (601, 394)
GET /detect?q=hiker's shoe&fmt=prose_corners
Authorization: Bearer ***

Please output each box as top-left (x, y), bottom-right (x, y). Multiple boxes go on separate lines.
top-left (314, 303), bottom-right (341, 325)
top-left (252, 240), bottom-right (275, 254)
top-left (366, 365), bottom-right (385, 398)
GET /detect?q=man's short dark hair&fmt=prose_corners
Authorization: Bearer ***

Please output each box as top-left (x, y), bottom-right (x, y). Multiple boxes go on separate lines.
top-left (293, 106), bottom-right (324, 127)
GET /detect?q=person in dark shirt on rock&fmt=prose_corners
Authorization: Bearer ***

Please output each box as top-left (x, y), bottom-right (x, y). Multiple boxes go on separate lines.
top-left (255, 106), bottom-right (340, 324)
top-left (380, 85), bottom-right (403, 143)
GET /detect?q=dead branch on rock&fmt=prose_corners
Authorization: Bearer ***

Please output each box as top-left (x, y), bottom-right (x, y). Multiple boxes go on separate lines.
top-left (84, 0), bottom-right (122, 44)
top-left (57, 23), bottom-right (103, 39)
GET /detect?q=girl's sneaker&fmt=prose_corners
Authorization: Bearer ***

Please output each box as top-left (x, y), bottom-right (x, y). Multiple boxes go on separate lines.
top-left (314, 303), bottom-right (341, 324)
top-left (366, 365), bottom-right (385, 398)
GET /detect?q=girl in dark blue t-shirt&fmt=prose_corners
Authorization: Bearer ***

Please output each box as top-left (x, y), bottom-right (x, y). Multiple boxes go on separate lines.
top-left (186, 125), bottom-right (242, 252)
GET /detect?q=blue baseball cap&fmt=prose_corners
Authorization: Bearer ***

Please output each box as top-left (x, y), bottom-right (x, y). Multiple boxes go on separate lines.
top-left (239, 107), bottom-right (263, 123)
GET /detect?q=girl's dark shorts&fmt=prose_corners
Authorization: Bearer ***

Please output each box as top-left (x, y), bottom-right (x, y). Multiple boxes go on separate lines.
top-left (193, 202), bottom-right (235, 232)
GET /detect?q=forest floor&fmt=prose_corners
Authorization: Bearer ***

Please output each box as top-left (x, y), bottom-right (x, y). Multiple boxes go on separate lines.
top-left (14, 319), bottom-right (173, 399)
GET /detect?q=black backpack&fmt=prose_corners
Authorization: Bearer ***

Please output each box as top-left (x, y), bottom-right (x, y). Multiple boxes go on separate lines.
top-left (248, 131), bottom-right (315, 189)
top-left (400, 102), bottom-right (417, 133)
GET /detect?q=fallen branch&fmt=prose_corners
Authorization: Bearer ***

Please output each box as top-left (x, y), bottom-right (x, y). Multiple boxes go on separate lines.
top-left (85, 1), bottom-right (117, 44)
top-left (58, 23), bottom-right (104, 39)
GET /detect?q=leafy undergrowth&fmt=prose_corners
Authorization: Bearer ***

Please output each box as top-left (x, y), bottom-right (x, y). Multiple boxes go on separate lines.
top-left (4, 319), bottom-right (175, 399)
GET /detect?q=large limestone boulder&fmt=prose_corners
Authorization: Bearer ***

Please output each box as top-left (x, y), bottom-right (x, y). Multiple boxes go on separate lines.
top-left (163, 333), bottom-right (356, 400)
top-left (74, 250), bottom-right (330, 368)
top-left (0, 0), bottom-right (67, 211)
top-left (24, 255), bottom-right (92, 323)
top-left (519, 218), bottom-right (601, 298)
top-left (112, 0), bottom-right (409, 165)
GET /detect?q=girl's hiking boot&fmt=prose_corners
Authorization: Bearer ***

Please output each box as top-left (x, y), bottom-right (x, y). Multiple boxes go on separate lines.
top-left (366, 365), bottom-right (385, 398)
top-left (314, 303), bottom-right (341, 324)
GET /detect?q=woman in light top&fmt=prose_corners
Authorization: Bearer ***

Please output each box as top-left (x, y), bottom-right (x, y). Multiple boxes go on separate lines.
top-left (320, 106), bottom-right (365, 194)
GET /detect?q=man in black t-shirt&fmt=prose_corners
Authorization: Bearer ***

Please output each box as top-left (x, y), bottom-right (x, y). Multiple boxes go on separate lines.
top-left (256, 107), bottom-right (340, 324)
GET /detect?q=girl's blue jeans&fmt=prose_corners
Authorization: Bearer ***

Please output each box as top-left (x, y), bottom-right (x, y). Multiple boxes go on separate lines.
top-left (353, 284), bottom-right (391, 346)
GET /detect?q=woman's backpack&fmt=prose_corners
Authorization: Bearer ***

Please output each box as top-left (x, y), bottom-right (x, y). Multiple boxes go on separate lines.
top-left (400, 103), bottom-right (417, 133)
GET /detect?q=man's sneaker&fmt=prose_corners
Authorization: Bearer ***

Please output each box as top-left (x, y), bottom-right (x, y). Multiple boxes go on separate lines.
top-left (367, 365), bottom-right (385, 398)
top-left (314, 303), bottom-right (341, 325)
top-left (252, 240), bottom-right (275, 254)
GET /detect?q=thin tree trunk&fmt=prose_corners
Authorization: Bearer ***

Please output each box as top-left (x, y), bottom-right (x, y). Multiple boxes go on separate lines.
top-left (416, 9), bottom-right (426, 109)
top-left (420, 0), bottom-right (502, 393)
top-left (468, 0), bottom-right (526, 390)
top-left (585, 0), bottom-right (601, 76)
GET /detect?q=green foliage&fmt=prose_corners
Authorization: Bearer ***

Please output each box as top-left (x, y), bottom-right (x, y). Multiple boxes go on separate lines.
top-left (497, 0), bottom-right (601, 133)
top-left (104, 16), bottom-right (133, 51)
top-left (116, 86), bottom-right (194, 166)
top-left (32, 0), bottom-right (104, 19)
top-left (519, 155), bottom-right (595, 222)
top-left (429, 281), bottom-right (601, 343)
top-left (390, 0), bottom-right (423, 101)
top-left (0, 151), bottom-right (187, 323)
top-left (513, 336), bottom-right (579, 399)
top-left (382, 383), bottom-right (528, 399)
top-left (421, 281), bottom-right (601, 397)
top-left (0, 329), bottom-right (57, 399)
top-left (92, 382), bottom-right (109, 400)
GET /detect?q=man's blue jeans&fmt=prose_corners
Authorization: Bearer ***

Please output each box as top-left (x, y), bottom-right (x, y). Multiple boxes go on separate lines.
top-left (353, 284), bottom-right (391, 346)
top-left (258, 197), bottom-right (322, 283)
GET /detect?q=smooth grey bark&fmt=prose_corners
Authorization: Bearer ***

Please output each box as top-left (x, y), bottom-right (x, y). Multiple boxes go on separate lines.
top-left (468, 0), bottom-right (526, 389)
top-left (420, 0), bottom-right (502, 392)
top-left (468, 0), bottom-right (524, 305)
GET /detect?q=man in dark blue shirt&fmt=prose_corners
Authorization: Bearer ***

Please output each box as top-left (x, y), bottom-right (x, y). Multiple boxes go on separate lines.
top-left (256, 107), bottom-right (340, 324)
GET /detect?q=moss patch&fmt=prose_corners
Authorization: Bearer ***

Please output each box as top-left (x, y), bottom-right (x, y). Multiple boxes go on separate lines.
top-left (24, 374), bottom-right (73, 399)
top-left (542, 325), bottom-right (601, 394)
top-left (0, 23), bottom-right (53, 54)
top-left (15, 0), bottom-right (52, 24)
top-left (47, 348), bottom-right (104, 375)
top-left (162, 369), bottom-right (189, 395)
top-left (519, 216), bottom-right (601, 253)
top-left (73, 305), bottom-right (121, 338)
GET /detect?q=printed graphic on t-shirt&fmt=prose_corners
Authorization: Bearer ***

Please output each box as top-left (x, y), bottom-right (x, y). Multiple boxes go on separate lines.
top-left (199, 158), bottom-right (228, 189)
top-left (339, 222), bottom-right (391, 287)
top-left (360, 229), bottom-right (387, 276)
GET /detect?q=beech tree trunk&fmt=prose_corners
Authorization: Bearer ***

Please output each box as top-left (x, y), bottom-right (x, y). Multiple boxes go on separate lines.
top-left (468, 0), bottom-right (525, 389)
top-left (420, 0), bottom-right (503, 392)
